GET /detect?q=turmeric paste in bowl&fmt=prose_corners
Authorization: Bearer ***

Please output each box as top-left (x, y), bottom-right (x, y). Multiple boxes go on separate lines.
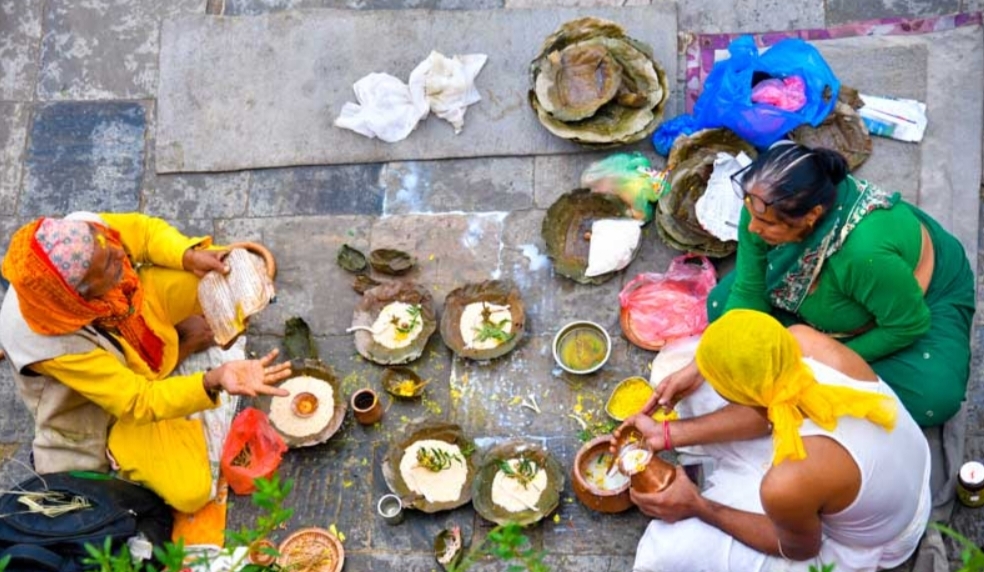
top-left (605, 376), bottom-right (679, 422)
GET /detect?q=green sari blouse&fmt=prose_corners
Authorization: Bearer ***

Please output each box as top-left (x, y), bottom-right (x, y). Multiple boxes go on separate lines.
top-left (724, 175), bottom-right (929, 361)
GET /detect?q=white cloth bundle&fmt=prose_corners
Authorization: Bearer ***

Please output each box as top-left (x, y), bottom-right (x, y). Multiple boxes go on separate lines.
top-left (334, 51), bottom-right (488, 142)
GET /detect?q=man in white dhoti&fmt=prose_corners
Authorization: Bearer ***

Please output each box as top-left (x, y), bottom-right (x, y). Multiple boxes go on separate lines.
top-left (615, 310), bottom-right (931, 572)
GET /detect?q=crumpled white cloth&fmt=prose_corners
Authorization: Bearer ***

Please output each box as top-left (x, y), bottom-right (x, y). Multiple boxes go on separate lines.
top-left (334, 51), bottom-right (488, 142)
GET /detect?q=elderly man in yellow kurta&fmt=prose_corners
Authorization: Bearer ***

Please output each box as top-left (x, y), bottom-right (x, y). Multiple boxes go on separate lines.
top-left (0, 213), bottom-right (290, 513)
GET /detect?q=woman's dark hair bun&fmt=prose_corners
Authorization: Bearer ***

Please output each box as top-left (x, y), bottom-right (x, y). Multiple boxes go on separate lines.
top-left (813, 147), bottom-right (848, 185)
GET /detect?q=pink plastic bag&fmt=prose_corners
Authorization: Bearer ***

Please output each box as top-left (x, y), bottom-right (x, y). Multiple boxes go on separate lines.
top-left (750, 76), bottom-right (807, 111)
top-left (619, 255), bottom-right (717, 350)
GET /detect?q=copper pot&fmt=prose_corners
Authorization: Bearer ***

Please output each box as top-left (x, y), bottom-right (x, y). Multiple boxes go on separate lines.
top-left (571, 436), bottom-right (632, 513)
top-left (620, 445), bottom-right (676, 495)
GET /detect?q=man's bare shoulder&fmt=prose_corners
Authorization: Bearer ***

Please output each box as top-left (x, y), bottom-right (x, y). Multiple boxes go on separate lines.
top-left (762, 436), bottom-right (861, 518)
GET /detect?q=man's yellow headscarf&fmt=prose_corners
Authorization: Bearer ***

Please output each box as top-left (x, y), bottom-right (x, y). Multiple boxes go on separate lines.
top-left (695, 310), bottom-right (897, 465)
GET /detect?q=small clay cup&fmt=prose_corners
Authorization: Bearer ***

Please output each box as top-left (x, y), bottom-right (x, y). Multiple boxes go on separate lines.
top-left (351, 388), bottom-right (384, 425)
top-left (291, 391), bottom-right (319, 418)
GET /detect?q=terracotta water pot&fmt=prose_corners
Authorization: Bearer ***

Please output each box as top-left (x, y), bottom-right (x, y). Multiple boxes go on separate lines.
top-left (351, 388), bottom-right (383, 425)
top-left (571, 436), bottom-right (632, 513)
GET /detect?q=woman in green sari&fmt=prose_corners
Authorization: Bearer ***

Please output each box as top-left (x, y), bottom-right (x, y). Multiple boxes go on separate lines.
top-left (658, 142), bottom-right (974, 427)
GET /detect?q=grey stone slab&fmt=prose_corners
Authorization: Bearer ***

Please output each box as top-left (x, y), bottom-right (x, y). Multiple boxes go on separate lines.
top-left (827, 0), bottom-right (960, 26)
top-left (226, 438), bottom-right (377, 550)
top-left (22, 102), bottom-right (146, 216)
top-left (811, 27), bottom-right (984, 264)
top-left (966, 0), bottom-right (984, 12)
top-left (141, 99), bottom-right (251, 220)
top-left (340, 553), bottom-right (456, 572)
top-left (224, 0), bottom-right (501, 16)
top-left (145, 171), bottom-right (251, 220)
top-left (381, 157), bottom-right (533, 215)
top-left (370, 213), bottom-right (506, 302)
top-left (37, 0), bottom-right (203, 100)
top-left (545, 554), bottom-right (639, 570)
top-left (677, 0), bottom-right (824, 34)
top-left (0, 103), bottom-right (27, 215)
top-left (507, 0), bottom-right (650, 6)
top-left (965, 326), bottom-right (984, 434)
top-left (250, 164), bottom-right (385, 217)
top-left (0, 0), bottom-right (43, 101)
top-left (498, 208), bottom-right (626, 329)
top-left (814, 40), bottom-right (927, 206)
top-left (214, 215), bottom-right (374, 336)
top-left (155, 6), bottom-right (677, 172)
top-left (448, 334), bottom-right (642, 437)
top-left (0, 364), bottom-right (33, 444)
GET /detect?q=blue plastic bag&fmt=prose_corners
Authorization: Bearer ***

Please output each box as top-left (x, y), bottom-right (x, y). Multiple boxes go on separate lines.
top-left (653, 35), bottom-right (840, 153)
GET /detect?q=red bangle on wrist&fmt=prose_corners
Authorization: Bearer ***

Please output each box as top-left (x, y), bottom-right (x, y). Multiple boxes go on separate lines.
top-left (662, 419), bottom-right (673, 451)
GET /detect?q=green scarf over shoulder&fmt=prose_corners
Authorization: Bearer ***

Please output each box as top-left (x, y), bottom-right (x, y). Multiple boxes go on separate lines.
top-left (766, 175), bottom-right (898, 313)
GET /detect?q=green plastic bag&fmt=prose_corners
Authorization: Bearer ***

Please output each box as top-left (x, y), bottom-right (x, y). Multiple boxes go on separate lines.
top-left (580, 153), bottom-right (668, 222)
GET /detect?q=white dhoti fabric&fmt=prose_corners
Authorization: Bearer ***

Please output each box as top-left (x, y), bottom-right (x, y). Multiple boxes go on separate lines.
top-left (173, 338), bottom-right (245, 500)
top-left (635, 341), bottom-right (930, 572)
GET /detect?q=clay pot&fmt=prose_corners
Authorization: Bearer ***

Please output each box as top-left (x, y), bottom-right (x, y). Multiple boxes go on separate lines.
top-left (571, 436), bottom-right (632, 513)
top-left (351, 388), bottom-right (383, 425)
top-left (291, 391), bottom-right (319, 418)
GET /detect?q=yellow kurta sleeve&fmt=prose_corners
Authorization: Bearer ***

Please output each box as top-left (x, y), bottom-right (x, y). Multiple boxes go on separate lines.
top-left (99, 212), bottom-right (212, 270)
top-left (33, 349), bottom-right (217, 424)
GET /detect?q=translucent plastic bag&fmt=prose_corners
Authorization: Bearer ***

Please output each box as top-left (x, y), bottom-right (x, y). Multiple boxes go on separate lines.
top-left (694, 36), bottom-right (839, 148)
top-left (652, 35), bottom-right (839, 153)
top-left (220, 407), bottom-right (288, 495)
top-left (580, 152), bottom-right (669, 222)
top-left (619, 255), bottom-right (717, 350)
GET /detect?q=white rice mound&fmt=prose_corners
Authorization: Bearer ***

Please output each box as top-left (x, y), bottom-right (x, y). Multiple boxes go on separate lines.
top-left (372, 302), bottom-right (424, 349)
top-left (269, 375), bottom-right (335, 438)
top-left (460, 302), bottom-right (512, 351)
top-left (399, 439), bottom-right (468, 504)
top-left (490, 458), bottom-right (547, 513)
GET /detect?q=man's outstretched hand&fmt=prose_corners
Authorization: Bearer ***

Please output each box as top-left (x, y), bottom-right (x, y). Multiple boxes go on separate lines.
top-left (204, 348), bottom-right (291, 397)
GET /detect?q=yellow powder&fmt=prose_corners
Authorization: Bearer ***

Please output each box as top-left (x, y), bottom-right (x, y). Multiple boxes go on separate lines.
top-left (607, 378), bottom-right (652, 420)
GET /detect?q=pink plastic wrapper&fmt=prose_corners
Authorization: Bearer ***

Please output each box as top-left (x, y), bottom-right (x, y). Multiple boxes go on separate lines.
top-left (751, 76), bottom-right (807, 111)
top-left (619, 255), bottom-right (717, 350)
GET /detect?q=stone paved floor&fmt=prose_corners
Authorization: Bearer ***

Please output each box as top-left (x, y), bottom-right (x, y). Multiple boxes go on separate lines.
top-left (1, 0), bottom-right (983, 570)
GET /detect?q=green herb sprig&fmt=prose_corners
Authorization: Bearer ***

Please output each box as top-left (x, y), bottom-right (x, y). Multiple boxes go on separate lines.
top-left (474, 318), bottom-right (515, 344)
top-left (416, 446), bottom-right (463, 472)
top-left (497, 457), bottom-right (539, 489)
top-left (393, 304), bottom-right (422, 334)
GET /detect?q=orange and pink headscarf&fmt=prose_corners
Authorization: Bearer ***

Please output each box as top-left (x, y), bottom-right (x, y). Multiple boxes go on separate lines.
top-left (3, 217), bottom-right (164, 372)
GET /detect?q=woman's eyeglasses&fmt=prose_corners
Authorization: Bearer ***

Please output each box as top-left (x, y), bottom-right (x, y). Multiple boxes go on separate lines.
top-left (730, 164), bottom-right (782, 215)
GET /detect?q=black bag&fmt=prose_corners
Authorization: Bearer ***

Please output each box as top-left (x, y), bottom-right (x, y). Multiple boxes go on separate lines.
top-left (0, 472), bottom-right (172, 571)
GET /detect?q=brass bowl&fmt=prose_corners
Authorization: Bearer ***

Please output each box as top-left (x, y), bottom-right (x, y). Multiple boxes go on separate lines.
top-left (552, 320), bottom-right (611, 375)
